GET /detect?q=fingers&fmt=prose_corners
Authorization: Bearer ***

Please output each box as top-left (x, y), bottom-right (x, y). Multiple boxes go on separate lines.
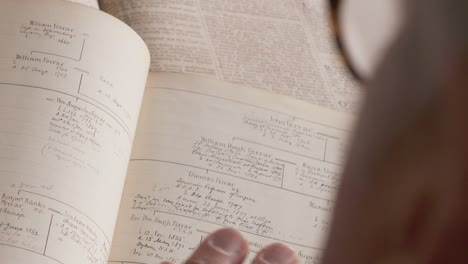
top-left (185, 228), bottom-right (249, 264)
top-left (172, 228), bottom-right (299, 264)
top-left (252, 243), bottom-right (300, 264)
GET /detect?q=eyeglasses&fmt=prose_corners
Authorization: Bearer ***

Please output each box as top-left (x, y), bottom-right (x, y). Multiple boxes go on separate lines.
top-left (329, 0), bottom-right (404, 83)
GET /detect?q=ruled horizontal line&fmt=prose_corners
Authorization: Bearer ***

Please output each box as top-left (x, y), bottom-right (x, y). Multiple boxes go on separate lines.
top-left (130, 158), bottom-right (332, 201)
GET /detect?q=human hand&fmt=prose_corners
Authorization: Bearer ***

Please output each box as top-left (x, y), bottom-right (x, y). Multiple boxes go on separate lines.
top-left (163, 228), bottom-right (299, 264)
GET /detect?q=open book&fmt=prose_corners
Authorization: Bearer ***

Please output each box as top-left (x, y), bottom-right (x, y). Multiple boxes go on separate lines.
top-left (0, 0), bottom-right (355, 263)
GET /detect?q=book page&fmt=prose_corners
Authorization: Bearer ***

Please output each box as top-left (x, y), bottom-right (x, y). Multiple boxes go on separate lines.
top-left (65, 0), bottom-right (100, 9)
top-left (99, 0), bottom-right (362, 113)
top-left (0, 0), bottom-right (149, 263)
top-left (108, 73), bottom-right (353, 264)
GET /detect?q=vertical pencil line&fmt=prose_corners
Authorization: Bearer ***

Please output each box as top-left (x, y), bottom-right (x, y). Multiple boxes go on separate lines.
top-left (43, 214), bottom-right (54, 255)
top-left (323, 138), bottom-right (328, 161)
top-left (281, 164), bottom-right (285, 188)
top-left (78, 73), bottom-right (83, 94)
top-left (79, 38), bottom-right (86, 61)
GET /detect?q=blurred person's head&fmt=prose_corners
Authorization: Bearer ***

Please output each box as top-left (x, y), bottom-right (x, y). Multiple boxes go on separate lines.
top-left (322, 0), bottom-right (468, 263)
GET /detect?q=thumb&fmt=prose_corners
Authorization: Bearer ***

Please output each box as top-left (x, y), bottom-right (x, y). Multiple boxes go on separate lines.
top-left (185, 228), bottom-right (249, 264)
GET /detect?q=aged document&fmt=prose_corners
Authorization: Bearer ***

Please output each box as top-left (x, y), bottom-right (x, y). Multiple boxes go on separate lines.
top-left (0, 0), bottom-right (149, 263)
top-left (99, 0), bottom-right (363, 112)
top-left (108, 73), bottom-right (353, 264)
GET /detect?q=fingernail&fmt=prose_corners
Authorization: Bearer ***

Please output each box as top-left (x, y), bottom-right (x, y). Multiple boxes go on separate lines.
top-left (207, 228), bottom-right (245, 256)
top-left (259, 244), bottom-right (297, 264)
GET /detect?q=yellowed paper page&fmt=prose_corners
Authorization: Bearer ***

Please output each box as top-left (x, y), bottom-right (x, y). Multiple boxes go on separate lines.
top-left (109, 73), bottom-right (353, 264)
top-left (0, 0), bottom-right (149, 263)
top-left (99, 0), bottom-right (362, 113)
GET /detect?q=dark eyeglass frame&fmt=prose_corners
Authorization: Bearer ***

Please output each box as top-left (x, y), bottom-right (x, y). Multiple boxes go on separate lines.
top-left (329, 0), bottom-right (364, 82)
